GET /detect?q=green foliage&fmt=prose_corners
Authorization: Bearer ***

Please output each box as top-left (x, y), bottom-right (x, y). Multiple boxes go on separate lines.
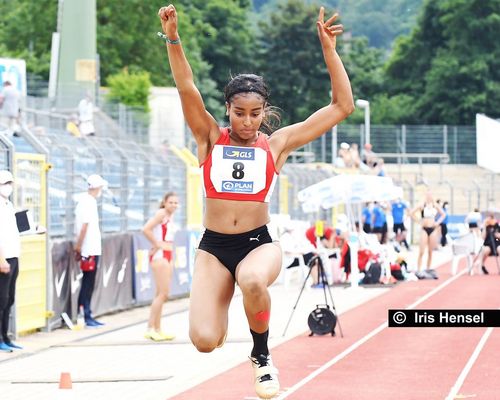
top-left (0, 0), bottom-right (57, 79)
top-left (257, 0), bottom-right (331, 125)
top-left (385, 0), bottom-right (500, 124)
top-left (254, 0), bottom-right (423, 50)
top-left (106, 68), bottom-right (152, 110)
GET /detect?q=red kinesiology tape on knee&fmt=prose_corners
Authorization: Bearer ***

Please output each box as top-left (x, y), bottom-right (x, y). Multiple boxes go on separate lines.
top-left (255, 310), bottom-right (270, 322)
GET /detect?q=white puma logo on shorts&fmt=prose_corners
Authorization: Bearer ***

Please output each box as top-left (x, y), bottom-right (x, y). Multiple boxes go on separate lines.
top-left (249, 235), bottom-right (260, 242)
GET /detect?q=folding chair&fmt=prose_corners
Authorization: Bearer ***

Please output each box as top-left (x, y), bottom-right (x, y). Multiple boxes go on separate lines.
top-left (451, 232), bottom-right (477, 275)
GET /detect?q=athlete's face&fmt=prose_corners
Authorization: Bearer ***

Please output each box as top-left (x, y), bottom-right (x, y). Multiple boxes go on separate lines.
top-left (164, 195), bottom-right (179, 214)
top-left (226, 93), bottom-right (265, 140)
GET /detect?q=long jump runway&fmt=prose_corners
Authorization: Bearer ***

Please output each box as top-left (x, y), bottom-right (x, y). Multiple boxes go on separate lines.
top-left (171, 257), bottom-right (500, 400)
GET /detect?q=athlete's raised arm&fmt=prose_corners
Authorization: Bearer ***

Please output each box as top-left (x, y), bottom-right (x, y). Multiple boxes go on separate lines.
top-left (158, 5), bottom-right (218, 148)
top-left (270, 7), bottom-right (355, 169)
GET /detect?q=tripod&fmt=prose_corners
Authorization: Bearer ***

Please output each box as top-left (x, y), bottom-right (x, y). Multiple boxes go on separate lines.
top-left (282, 252), bottom-right (343, 337)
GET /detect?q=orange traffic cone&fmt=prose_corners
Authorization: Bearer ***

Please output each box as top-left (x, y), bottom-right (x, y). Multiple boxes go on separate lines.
top-left (59, 372), bottom-right (73, 389)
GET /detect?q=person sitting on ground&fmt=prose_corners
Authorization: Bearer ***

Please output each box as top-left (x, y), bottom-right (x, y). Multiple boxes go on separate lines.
top-left (66, 113), bottom-right (81, 137)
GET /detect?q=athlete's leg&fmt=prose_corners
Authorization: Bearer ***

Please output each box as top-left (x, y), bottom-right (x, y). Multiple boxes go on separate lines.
top-left (148, 258), bottom-right (173, 331)
top-left (236, 242), bottom-right (282, 399)
top-left (418, 230), bottom-right (427, 271)
top-left (189, 250), bottom-right (235, 352)
top-left (236, 242), bottom-right (282, 337)
top-left (426, 229), bottom-right (440, 268)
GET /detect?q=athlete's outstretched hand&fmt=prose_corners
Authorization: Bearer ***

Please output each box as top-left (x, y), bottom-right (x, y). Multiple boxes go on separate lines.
top-left (316, 7), bottom-right (343, 50)
top-left (158, 4), bottom-right (179, 39)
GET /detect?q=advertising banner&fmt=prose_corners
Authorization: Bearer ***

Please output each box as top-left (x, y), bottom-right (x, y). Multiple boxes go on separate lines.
top-left (0, 58), bottom-right (27, 95)
top-left (89, 233), bottom-right (134, 317)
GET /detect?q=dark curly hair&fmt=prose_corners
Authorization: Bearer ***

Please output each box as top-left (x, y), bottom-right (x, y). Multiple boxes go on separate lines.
top-left (224, 74), bottom-right (281, 135)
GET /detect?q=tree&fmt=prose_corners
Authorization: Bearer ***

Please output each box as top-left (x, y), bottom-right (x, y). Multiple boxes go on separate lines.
top-left (0, 0), bottom-right (57, 80)
top-left (257, 0), bottom-right (332, 126)
top-left (106, 68), bottom-right (152, 110)
top-left (385, 0), bottom-right (500, 124)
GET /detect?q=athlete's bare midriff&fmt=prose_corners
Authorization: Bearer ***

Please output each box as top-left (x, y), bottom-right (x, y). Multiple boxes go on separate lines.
top-left (204, 198), bottom-right (270, 234)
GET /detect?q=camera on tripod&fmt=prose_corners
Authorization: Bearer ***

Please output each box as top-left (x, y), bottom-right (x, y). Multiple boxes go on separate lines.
top-left (283, 253), bottom-right (343, 338)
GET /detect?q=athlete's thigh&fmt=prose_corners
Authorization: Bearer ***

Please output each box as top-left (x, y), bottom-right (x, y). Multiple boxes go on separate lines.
top-left (189, 250), bottom-right (235, 332)
top-left (236, 242), bottom-right (282, 286)
top-left (429, 229), bottom-right (440, 247)
top-left (151, 259), bottom-right (172, 294)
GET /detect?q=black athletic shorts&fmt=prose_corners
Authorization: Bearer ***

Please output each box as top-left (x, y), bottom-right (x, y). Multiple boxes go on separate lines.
top-left (393, 222), bottom-right (406, 233)
top-left (198, 225), bottom-right (273, 280)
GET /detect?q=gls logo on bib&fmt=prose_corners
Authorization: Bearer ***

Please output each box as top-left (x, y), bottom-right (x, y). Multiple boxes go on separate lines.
top-left (223, 146), bottom-right (255, 160)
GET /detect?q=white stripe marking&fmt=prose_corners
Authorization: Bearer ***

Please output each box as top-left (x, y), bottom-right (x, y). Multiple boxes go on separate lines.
top-left (276, 268), bottom-right (468, 399)
top-left (446, 321), bottom-right (497, 399)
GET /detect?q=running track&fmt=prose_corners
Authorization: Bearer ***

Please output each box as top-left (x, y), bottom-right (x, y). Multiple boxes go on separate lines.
top-left (171, 257), bottom-right (500, 400)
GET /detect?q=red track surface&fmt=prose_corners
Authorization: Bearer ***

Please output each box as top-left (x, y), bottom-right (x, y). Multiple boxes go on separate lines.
top-left (171, 257), bottom-right (500, 400)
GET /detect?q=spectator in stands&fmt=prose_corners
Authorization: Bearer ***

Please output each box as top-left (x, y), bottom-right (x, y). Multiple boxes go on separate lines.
top-left (349, 143), bottom-right (361, 168)
top-left (361, 202), bottom-right (372, 233)
top-left (372, 201), bottom-right (387, 244)
top-left (338, 142), bottom-right (352, 167)
top-left (361, 142), bottom-right (377, 168)
top-left (391, 198), bottom-right (410, 250)
top-left (0, 170), bottom-right (22, 352)
top-left (74, 174), bottom-right (108, 328)
top-left (159, 4), bottom-right (354, 398)
top-left (411, 192), bottom-right (446, 272)
top-left (78, 93), bottom-right (95, 136)
top-left (305, 221), bottom-right (337, 287)
top-left (66, 113), bottom-right (81, 137)
top-left (375, 158), bottom-right (386, 177)
top-left (142, 192), bottom-right (179, 341)
top-left (479, 213), bottom-right (500, 274)
top-left (0, 81), bottom-right (21, 136)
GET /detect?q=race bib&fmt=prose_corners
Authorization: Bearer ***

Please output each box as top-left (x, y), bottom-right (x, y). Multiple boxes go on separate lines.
top-left (210, 145), bottom-right (267, 195)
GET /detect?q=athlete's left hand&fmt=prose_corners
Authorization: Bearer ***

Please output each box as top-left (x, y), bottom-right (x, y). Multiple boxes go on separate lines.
top-left (317, 7), bottom-right (343, 50)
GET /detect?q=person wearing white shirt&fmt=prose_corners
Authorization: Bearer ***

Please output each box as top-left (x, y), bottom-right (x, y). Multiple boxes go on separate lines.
top-left (74, 174), bottom-right (107, 327)
top-left (0, 170), bottom-right (22, 352)
top-left (0, 81), bottom-right (21, 135)
top-left (78, 94), bottom-right (95, 136)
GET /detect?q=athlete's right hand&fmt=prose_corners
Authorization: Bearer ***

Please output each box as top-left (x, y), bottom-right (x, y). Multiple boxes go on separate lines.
top-left (158, 5), bottom-right (178, 39)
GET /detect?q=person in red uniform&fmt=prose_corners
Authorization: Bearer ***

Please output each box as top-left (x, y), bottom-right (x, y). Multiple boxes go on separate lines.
top-left (142, 192), bottom-right (179, 341)
top-left (305, 222), bottom-right (336, 287)
top-left (158, 4), bottom-right (353, 398)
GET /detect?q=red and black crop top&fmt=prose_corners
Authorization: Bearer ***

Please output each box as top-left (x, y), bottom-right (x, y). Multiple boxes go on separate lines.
top-left (200, 128), bottom-right (278, 202)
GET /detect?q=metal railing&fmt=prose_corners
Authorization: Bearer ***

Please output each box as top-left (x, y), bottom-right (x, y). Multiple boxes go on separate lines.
top-left (376, 152), bottom-right (449, 182)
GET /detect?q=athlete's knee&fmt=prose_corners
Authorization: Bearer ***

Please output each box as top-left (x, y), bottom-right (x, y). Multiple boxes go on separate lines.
top-left (239, 275), bottom-right (267, 297)
top-left (157, 292), bottom-right (169, 303)
top-left (189, 328), bottom-right (219, 353)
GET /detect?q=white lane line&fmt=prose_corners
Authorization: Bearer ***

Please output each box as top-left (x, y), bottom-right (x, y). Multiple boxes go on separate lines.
top-left (445, 314), bottom-right (498, 400)
top-left (276, 267), bottom-right (468, 399)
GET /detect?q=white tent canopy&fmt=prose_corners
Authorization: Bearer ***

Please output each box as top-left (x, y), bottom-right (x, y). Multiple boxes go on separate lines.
top-left (298, 174), bottom-right (403, 212)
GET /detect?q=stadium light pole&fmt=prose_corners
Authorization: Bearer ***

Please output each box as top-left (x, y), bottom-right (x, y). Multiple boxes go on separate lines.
top-left (355, 99), bottom-right (370, 146)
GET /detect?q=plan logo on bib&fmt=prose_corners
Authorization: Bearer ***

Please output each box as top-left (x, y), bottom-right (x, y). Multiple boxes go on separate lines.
top-left (221, 180), bottom-right (254, 193)
top-left (223, 146), bottom-right (255, 160)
